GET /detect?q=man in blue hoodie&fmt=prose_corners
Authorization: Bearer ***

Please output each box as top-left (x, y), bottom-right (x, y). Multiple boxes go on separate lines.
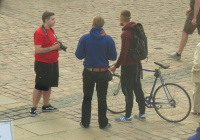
top-left (75, 15), bottom-right (117, 129)
top-left (187, 122), bottom-right (200, 140)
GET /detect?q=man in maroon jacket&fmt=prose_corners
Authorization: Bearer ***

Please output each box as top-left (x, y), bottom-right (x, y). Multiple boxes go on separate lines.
top-left (110, 10), bottom-right (146, 122)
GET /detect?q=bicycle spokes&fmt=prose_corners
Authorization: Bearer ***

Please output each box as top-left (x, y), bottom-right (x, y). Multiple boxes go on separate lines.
top-left (153, 83), bottom-right (191, 122)
top-left (107, 74), bottom-right (126, 114)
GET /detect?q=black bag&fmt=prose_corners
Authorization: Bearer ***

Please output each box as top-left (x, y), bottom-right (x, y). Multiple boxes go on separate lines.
top-left (128, 23), bottom-right (148, 61)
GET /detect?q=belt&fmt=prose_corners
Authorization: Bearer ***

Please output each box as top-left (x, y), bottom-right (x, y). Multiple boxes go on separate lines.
top-left (86, 68), bottom-right (107, 72)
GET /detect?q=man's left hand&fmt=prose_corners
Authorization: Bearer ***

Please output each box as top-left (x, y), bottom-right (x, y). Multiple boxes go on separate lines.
top-left (192, 18), bottom-right (197, 25)
top-left (110, 66), bottom-right (116, 73)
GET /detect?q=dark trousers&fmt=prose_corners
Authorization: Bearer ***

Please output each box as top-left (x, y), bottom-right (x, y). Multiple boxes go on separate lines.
top-left (81, 68), bottom-right (109, 128)
top-left (121, 63), bottom-right (145, 118)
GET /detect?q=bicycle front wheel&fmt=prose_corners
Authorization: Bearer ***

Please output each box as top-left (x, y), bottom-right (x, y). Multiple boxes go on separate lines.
top-left (153, 83), bottom-right (191, 122)
top-left (107, 74), bottom-right (126, 114)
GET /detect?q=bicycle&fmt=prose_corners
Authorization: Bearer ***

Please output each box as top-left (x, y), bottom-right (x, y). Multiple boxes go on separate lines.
top-left (107, 62), bottom-right (191, 122)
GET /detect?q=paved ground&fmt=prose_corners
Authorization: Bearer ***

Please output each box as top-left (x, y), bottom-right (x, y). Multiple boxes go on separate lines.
top-left (0, 0), bottom-right (200, 140)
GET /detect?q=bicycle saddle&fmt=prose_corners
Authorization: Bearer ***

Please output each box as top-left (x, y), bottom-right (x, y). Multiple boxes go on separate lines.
top-left (154, 62), bottom-right (170, 69)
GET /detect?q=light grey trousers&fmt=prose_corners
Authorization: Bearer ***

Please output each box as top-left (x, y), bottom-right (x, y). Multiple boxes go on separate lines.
top-left (192, 83), bottom-right (200, 113)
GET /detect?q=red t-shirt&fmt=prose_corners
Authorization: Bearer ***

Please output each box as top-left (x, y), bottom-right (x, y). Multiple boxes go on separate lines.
top-left (34, 26), bottom-right (59, 63)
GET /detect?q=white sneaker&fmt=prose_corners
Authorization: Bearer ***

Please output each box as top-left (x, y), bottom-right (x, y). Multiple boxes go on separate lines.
top-left (167, 52), bottom-right (181, 60)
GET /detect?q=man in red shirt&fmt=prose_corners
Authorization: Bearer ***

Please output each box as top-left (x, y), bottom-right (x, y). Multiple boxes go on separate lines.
top-left (110, 10), bottom-right (146, 122)
top-left (29, 11), bottom-right (61, 117)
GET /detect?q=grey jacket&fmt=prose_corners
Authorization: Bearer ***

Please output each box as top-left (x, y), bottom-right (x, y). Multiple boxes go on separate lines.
top-left (192, 43), bottom-right (200, 83)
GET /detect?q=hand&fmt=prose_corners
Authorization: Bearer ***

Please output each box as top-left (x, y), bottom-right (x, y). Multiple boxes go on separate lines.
top-left (192, 18), bottom-right (197, 25)
top-left (52, 43), bottom-right (60, 50)
top-left (186, 8), bottom-right (191, 16)
top-left (110, 65), bottom-right (116, 73)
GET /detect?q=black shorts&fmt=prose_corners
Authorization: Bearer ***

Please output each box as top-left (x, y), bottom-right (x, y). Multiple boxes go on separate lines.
top-left (35, 84), bottom-right (49, 91)
top-left (34, 61), bottom-right (59, 90)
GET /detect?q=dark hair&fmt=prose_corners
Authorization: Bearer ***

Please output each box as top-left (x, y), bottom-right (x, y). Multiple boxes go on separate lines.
top-left (120, 10), bottom-right (131, 22)
top-left (42, 11), bottom-right (55, 23)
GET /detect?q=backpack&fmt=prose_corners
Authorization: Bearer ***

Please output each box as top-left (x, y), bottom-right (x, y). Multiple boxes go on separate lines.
top-left (128, 23), bottom-right (148, 61)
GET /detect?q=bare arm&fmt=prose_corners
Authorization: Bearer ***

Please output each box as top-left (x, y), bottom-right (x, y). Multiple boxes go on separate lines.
top-left (186, 8), bottom-right (191, 16)
top-left (192, 0), bottom-right (200, 25)
top-left (35, 44), bottom-right (60, 54)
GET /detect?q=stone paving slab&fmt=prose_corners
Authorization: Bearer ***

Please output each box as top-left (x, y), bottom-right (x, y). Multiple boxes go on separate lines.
top-left (14, 126), bottom-right (37, 140)
top-left (0, 95), bottom-right (19, 105)
top-left (18, 118), bottom-right (80, 135)
top-left (96, 136), bottom-right (127, 140)
top-left (13, 112), bottom-right (66, 126)
top-left (17, 128), bottom-right (113, 140)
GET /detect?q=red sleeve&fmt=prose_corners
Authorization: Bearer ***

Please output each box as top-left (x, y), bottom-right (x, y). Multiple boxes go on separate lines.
top-left (34, 31), bottom-right (44, 45)
top-left (115, 32), bottom-right (130, 68)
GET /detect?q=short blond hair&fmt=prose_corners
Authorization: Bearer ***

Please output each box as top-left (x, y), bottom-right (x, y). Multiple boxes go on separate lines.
top-left (93, 15), bottom-right (105, 28)
top-left (120, 10), bottom-right (131, 22)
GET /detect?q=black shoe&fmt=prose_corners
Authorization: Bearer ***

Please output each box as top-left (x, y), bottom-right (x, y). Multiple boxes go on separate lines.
top-left (42, 105), bottom-right (58, 112)
top-left (29, 107), bottom-right (37, 117)
top-left (80, 122), bottom-right (89, 128)
top-left (100, 123), bottom-right (111, 129)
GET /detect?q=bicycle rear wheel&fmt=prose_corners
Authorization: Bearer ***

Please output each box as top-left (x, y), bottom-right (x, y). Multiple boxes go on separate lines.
top-left (107, 74), bottom-right (126, 114)
top-left (153, 83), bottom-right (191, 122)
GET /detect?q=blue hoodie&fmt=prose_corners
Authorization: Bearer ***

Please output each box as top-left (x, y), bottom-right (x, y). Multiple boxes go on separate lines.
top-left (187, 127), bottom-right (200, 140)
top-left (75, 27), bottom-right (117, 68)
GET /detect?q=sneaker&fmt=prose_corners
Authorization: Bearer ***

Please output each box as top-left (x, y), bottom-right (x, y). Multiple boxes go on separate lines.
top-left (191, 111), bottom-right (200, 115)
top-left (115, 115), bottom-right (132, 122)
top-left (134, 114), bottom-right (146, 121)
top-left (80, 122), bottom-right (89, 128)
top-left (29, 107), bottom-right (37, 117)
top-left (167, 52), bottom-right (181, 60)
top-left (42, 105), bottom-right (58, 112)
top-left (100, 123), bottom-right (111, 129)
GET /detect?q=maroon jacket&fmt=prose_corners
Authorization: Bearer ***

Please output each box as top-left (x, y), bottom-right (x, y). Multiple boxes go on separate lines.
top-left (115, 22), bottom-right (138, 68)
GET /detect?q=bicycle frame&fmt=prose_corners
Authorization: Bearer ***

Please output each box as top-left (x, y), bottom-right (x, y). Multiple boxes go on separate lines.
top-left (108, 65), bottom-right (191, 122)
top-left (143, 68), bottom-right (173, 105)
